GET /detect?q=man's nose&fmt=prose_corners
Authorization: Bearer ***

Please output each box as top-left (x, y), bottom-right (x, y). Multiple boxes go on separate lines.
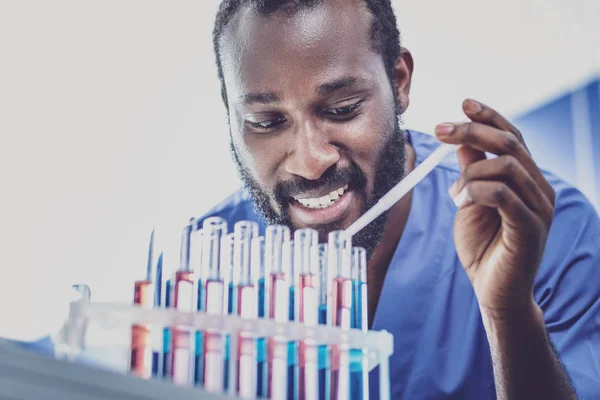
top-left (284, 119), bottom-right (340, 180)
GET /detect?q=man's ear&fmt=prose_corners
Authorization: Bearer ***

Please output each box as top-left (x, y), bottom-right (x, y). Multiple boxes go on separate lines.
top-left (393, 47), bottom-right (414, 113)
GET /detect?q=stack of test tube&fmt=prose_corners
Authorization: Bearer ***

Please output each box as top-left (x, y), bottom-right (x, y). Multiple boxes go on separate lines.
top-left (128, 217), bottom-right (369, 399)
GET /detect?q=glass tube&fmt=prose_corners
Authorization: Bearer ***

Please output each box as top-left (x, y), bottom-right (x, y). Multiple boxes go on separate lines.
top-left (316, 243), bottom-right (330, 400)
top-left (264, 225), bottom-right (291, 399)
top-left (252, 236), bottom-right (267, 398)
top-left (350, 246), bottom-right (368, 400)
top-left (200, 217), bottom-right (228, 393)
top-left (328, 231), bottom-right (352, 400)
top-left (233, 221), bottom-right (259, 399)
top-left (168, 220), bottom-right (199, 386)
top-left (294, 229), bottom-right (319, 400)
top-left (130, 230), bottom-right (157, 380)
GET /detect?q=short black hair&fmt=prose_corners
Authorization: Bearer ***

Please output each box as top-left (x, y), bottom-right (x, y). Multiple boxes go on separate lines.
top-left (212, 0), bottom-right (401, 110)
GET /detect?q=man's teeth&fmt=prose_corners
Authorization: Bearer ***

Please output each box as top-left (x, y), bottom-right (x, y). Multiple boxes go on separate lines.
top-left (295, 185), bottom-right (349, 209)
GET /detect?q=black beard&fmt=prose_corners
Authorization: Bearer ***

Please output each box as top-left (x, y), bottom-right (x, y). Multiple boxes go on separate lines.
top-left (230, 115), bottom-right (406, 259)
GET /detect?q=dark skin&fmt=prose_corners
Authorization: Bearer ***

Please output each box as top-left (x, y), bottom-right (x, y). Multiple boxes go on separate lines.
top-left (220, 0), bottom-right (576, 398)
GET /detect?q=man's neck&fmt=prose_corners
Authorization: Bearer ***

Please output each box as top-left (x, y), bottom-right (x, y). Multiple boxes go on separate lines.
top-left (366, 142), bottom-right (416, 327)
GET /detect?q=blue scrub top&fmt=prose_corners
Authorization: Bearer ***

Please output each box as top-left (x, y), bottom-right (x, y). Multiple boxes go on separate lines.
top-left (195, 130), bottom-right (600, 399)
top-left (18, 130), bottom-right (600, 398)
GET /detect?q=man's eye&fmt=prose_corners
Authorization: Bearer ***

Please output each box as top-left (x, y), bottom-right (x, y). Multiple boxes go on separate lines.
top-left (247, 117), bottom-right (286, 130)
top-left (325, 101), bottom-right (362, 117)
top-left (325, 102), bottom-right (360, 118)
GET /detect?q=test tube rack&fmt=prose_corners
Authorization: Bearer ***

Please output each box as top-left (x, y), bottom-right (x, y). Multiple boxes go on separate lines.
top-left (54, 299), bottom-right (393, 399)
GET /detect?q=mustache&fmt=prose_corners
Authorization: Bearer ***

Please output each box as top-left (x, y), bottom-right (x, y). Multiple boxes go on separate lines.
top-left (273, 163), bottom-right (366, 202)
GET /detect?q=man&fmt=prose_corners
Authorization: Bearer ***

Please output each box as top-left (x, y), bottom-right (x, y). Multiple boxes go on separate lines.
top-left (199, 0), bottom-right (600, 398)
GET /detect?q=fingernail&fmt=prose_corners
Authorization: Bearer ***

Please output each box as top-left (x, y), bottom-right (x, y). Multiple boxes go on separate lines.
top-left (436, 123), bottom-right (455, 136)
top-left (464, 99), bottom-right (482, 114)
top-left (448, 181), bottom-right (459, 198)
top-left (453, 187), bottom-right (473, 208)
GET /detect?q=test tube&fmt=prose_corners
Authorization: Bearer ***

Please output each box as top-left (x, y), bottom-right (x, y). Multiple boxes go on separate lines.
top-left (201, 217), bottom-right (228, 393)
top-left (168, 220), bottom-right (199, 386)
top-left (130, 230), bottom-right (157, 379)
top-left (233, 221), bottom-right (259, 398)
top-left (221, 232), bottom-right (236, 391)
top-left (295, 229), bottom-right (319, 400)
top-left (264, 225), bottom-right (291, 399)
top-left (192, 223), bottom-right (208, 385)
top-left (350, 247), bottom-right (368, 400)
top-left (328, 231), bottom-right (353, 400)
top-left (284, 240), bottom-right (298, 400)
top-left (253, 237), bottom-right (267, 398)
top-left (317, 243), bottom-right (330, 400)
top-left (151, 250), bottom-right (164, 377)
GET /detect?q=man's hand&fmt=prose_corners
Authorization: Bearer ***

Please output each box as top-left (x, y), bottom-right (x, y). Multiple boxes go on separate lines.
top-left (435, 100), bottom-right (578, 399)
top-left (434, 99), bottom-right (556, 318)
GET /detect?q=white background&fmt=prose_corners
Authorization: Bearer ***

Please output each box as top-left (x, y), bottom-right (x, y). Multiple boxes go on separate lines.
top-left (1, 0), bottom-right (599, 340)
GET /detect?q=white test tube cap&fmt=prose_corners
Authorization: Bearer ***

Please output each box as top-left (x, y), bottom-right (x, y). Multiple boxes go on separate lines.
top-left (234, 221), bottom-right (259, 286)
top-left (265, 225), bottom-right (291, 274)
top-left (201, 217), bottom-right (228, 280)
top-left (328, 230), bottom-right (352, 279)
top-left (294, 228), bottom-right (319, 276)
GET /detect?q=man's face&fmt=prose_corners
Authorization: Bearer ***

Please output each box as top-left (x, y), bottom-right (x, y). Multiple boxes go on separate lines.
top-left (220, 0), bottom-right (407, 254)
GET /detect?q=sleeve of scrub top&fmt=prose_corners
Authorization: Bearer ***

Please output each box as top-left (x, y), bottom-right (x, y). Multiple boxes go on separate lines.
top-left (534, 183), bottom-right (600, 399)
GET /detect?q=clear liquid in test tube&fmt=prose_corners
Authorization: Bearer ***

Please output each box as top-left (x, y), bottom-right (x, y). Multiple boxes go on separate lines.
top-left (264, 225), bottom-right (291, 400)
top-left (294, 229), bottom-right (320, 400)
top-left (200, 217), bottom-right (228, 393)
top-left (328, 231), bottom-right (353, 400)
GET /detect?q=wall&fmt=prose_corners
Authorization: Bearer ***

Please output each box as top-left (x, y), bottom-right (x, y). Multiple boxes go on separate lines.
top-left (515, 79), bottom-right (600, 211)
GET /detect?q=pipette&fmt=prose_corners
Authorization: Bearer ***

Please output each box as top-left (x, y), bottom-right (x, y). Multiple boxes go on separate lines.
top-left (344, 143), bottom-right (457, 238)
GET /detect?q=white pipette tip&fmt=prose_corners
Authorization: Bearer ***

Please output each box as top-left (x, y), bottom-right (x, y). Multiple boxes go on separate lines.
top-left (344, 143), bottom-right (458, 238)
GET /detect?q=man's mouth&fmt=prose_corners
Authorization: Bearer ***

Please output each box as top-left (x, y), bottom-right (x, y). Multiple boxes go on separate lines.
top-left (291, 185), bottom-right (349, 209)
top-left (288, 184), bottom-right (357, 226)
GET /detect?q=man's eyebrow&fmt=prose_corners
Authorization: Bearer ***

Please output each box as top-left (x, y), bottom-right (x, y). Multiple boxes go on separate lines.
top-left (241, 92), bottom-right (280, 105)
top-left (317, 76), bottom-right (361, 96)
